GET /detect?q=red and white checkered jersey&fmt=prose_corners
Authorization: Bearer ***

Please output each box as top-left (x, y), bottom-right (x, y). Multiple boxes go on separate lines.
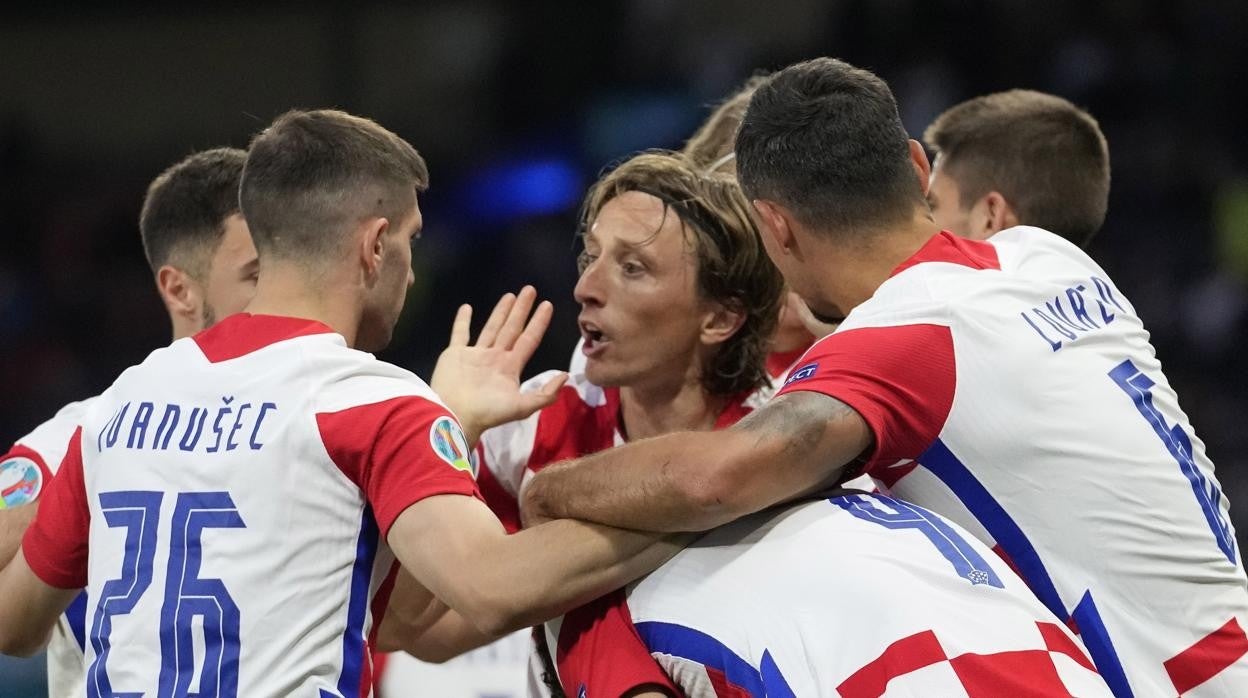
top-left (3, 397), bottom-right (96, 698)
top-left (777, 228), bottom-right (1248, 696)
top-left (22, 313), bottom-right (480, 698)
top-left (475, 370), bottom-right (769, 533)
top-left (552, 492), bottom-right (1111, 697)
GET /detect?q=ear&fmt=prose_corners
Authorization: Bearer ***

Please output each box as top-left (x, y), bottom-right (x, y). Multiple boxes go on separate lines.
top-left (982, 192), bottom-right (1021, 237)
top-left (156, 265), bottom-right (200, 325)
top-left (358, 216), bottom-right (391, 280)
top-left (752, 199), bottom-right (799, 258)
top-left (909, 139), bottom-right (933, 195)
top-left (699, 300), bottom-right (747, 348)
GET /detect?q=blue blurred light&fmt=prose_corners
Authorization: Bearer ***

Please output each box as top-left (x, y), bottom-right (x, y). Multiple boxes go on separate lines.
top-left (464, 157), bottom-right (583, 224)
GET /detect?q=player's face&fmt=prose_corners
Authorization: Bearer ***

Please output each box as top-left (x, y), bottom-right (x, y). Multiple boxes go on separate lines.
top-left (357, 201), bottom-right (420, 353)
top-left (574, 192), bottom-right (712, 391)
top-left (927, 156), bottom-right (981, 240)
top-left (198, 214), bottom-right (259, 330)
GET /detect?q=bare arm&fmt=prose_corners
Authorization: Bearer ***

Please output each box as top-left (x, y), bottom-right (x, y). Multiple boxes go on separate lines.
top-left (374, 568), bottom-right (497, 662)
top-left (388, 494), bottom-right (687, 638)
top-left (0, 549), bottom-right (79, 656)
top-left (0, 502), bottom-right (37, 569)
top-left (521, 391), bottom-right (871, 532)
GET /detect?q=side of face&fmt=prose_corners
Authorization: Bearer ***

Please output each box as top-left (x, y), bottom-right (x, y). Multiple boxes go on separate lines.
top-left (928, 155), bottom-right (1013, 241)
top-left (198, 213), bottom-right (260, 329)
top-left (357, 199), bottom-right (421, 353)
top-left (574, 191), bottom-right (715, 389)
top-left (750, 198), bottom-right (846, 325)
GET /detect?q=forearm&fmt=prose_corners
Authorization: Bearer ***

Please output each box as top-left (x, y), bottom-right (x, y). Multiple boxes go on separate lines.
top-left (0, 550), bottom-right (73, 656)
top-left (523, 430), bottom-right (754, 532)
top-left (0, 503), bottom-right (37, 570)
top-left (471, 521), bottom-right (687, 635)
top-left (523, 393), bottom-right (869, 533)
top-left (377, 568), bottom-right (497, 661)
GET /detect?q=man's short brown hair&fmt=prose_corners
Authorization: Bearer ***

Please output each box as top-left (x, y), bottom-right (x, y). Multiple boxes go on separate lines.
top-left (139, 147), bottom-right (247, 278)
top-left (240, 109), bottom-right (429, 263)
top-left (682, 75), bottom-right (770, 173)
top-left (580, 151), bottom-right (784, 396)
top-left (736, 58), bottom-right (925, 239)
top-left (924, 90), bottom-right (1110, 247)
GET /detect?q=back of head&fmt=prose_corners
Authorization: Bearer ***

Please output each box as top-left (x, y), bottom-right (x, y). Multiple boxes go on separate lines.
top-left (581, 151), bottom-right (783, 395)
top-left (682, 74), bottom-right (770, 174)
top-left (240, 109), bottom-right (429, 266)
top-left (924, 90), bottom-right (1110, 247)
top-left (140, 147), bottom-right (248, 278)
top-left (735, 57), bottom-right (925, 238)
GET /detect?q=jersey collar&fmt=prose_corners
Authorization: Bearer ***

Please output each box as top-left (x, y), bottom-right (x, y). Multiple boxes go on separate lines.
top-left (889, 231), bottom-right (1001, 278)
top-left (192, 313), bottom-right (339, 363)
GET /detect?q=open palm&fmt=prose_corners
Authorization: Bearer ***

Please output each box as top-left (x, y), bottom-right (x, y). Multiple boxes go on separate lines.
top-left (431, 286), bottom-right (568, 447)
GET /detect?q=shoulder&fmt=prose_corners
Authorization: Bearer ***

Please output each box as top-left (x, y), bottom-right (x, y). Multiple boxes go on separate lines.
top-left (14, 396), bottom-right (99, 450)
top-left (314, 352), bottom-right (448, 415)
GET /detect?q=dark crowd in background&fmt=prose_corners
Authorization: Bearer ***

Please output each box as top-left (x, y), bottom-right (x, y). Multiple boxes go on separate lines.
top-left (2, 0), bottom-right (1246, 545)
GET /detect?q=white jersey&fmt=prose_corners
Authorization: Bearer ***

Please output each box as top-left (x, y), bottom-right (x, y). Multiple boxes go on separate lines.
top-left (23, 313), bottom-right (479, 698)
top-left (551, 492), bottom-right (1111, 697)
top-left (777, 228), bottom-right (1248, 696)
top-left (2, 397), bottom-right (97, 698)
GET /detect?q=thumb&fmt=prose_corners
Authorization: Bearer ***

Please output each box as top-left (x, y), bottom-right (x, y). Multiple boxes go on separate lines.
top-left (517, 372), bottom-right (568, 417)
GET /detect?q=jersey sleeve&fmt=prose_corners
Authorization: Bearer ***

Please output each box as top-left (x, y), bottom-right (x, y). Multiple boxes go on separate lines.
top-left (556, 590), bottom-right (679, 697)
top-left (776, 324), bottom-right (956, 473)
top-left (21, 427), bottom-right (89, 589)
top-left (318, 395), bottom-right (481, 537)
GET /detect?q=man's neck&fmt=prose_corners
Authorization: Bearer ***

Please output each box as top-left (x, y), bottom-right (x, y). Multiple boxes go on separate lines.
top-left (818, 215), bottom-right (942, 314)
top-left (618, 375), bottom-right (729, 442)
top-left (244, 263), bottom-right (362, 348)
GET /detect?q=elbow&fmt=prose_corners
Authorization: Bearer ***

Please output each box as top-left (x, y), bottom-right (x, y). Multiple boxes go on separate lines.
top-left (466, 600), bottom-right (522, 639)
top-left (450, 584), bottom-right (523, 639)
top-left (0, 628), bottom-right (48, 658)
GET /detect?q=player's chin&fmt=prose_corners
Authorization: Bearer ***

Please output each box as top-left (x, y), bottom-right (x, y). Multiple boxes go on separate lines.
top-left (583, 360), bottom-right (625, 388)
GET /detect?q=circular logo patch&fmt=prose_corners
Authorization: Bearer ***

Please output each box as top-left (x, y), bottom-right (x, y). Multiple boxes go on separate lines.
top-left (0, 457), bottom-right (43, 509)
top-left (429, 416), bottom-right (476, 478)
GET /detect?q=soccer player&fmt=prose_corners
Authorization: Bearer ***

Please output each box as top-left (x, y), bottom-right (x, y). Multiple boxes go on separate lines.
top-left (0, 109), bottom-right (679, 696)
top-left (522, 59), bottom-right (1248, 696)
top-left (923, 89), bottom-right (1111, 248)
top-left (567, 76), bottom-right (816, 383)
top-left (552, 490), bottom-right (1111, 697)
top-left (0, 146), bottom-right (259, 698)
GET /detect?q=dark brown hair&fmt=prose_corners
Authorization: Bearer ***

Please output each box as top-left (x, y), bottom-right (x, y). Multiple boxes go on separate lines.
top-left (240, 109), bottom-right (429, 263)
top-left (139, 147), bottom-right (247, 277)
top-left (924, 89), bottom-right (1110, 247)
top-left (736, 57), bottom-right (926, 238)
top-left (581, 151), bottom-right (783, 396)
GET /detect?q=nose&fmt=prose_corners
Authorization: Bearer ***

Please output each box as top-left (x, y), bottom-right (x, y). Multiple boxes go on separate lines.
top-left (407, 266), bottom-right (415, 289)
top-left (573, 258), bottom-right (604, 308)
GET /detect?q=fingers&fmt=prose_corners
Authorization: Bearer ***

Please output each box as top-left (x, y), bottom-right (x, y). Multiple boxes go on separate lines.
top-left (448, 304), bottom-right (472, 347)
top-left (477, 292), bottom-right (517, 347)
top-left (791, 292), bottom-right (839, 338)
top-left (495, 286), bottom-right (538, 350)
top-left (507, 300), bottom-right (553, 370)
top-left (516, 371), bottom-right (568, 418)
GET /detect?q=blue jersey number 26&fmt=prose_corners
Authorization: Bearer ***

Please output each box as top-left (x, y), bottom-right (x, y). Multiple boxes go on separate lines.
top-left (88, 490), bottom-right (245, 698)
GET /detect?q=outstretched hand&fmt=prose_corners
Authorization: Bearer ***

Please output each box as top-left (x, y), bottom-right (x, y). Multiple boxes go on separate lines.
top-left (431, 286), bottom-right (568, 447)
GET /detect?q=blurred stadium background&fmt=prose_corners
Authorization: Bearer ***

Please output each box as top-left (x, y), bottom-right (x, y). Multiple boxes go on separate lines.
top-left (2, 0), bottom-right (1247, 692)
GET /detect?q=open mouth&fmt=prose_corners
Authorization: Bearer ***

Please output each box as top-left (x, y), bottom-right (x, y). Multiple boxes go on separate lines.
top-left (579, 320), bottom-right (609, 356)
